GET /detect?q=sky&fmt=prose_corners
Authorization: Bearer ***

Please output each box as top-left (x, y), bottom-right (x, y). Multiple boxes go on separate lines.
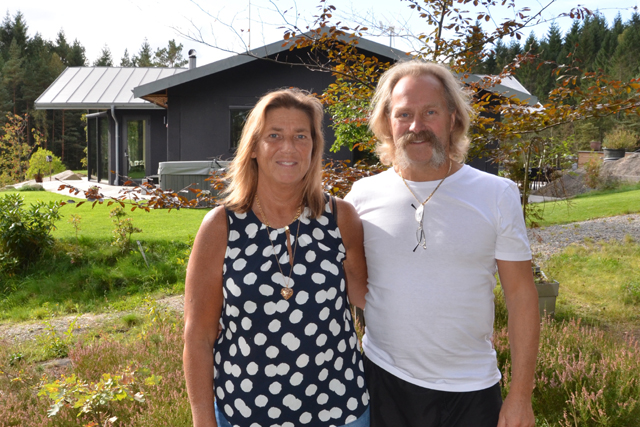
top-left (10, 0), bottom-right (640, 67)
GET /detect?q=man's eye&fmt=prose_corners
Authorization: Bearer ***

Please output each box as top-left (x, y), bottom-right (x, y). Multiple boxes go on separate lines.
top-left (268, 134), bottom-right (279, 138)
top-left (295, 134), bottom-right (307, 139)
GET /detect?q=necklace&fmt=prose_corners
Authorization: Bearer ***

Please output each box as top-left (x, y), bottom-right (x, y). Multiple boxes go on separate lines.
top-left (255, 196), bottom-right (302, 300)
top-left (400, 160), bottom-right (452, 251)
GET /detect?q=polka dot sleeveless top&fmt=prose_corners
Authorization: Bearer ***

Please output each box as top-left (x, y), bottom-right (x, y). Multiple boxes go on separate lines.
top-left (215, 199), bottom-right (369, 427)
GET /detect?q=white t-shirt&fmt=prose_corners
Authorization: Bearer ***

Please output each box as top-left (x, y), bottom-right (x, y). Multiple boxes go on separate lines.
top-left (345, 165), bottom-right (531, 392)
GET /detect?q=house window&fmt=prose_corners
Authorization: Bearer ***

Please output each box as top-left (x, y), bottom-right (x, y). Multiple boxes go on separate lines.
top-left (230, 108), bottom-right (251, 150)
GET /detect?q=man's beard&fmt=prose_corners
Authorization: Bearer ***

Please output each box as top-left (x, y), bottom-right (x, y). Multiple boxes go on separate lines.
top-left (395, 129), bottom-right (447, 170)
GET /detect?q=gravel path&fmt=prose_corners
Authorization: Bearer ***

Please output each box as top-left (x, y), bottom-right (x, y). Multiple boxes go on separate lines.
top-left (528, 213), bottom-right (640, 261)
top-left (0, 295), bottom-right (184, 345)
top-left (2, 215), bottom-right (639, 345)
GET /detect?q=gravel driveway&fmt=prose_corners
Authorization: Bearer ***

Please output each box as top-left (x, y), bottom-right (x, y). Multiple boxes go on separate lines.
top-left (528, 213), bottom-right (640, 261)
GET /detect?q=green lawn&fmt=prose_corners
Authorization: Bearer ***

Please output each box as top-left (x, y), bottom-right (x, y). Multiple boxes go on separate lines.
top-left (1, 189), bottom-right (209, 243)
top-left (536, 186), bottom-right (640, 227)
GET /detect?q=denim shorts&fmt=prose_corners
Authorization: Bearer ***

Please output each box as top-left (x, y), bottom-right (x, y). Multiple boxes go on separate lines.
top-left (215, 401), bottom-right (370, 427)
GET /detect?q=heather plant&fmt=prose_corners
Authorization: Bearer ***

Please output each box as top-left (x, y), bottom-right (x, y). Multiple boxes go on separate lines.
top-left (1, 314), bottom-right (187, 427)
top-left (493, 313), bottom-right (640, 426)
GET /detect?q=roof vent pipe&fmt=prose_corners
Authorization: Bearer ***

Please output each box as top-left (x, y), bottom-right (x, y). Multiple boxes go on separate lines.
top-left (188, 49), bottom-right (197, 69)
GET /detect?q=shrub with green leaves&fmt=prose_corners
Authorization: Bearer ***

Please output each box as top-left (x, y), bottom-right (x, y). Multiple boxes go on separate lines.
top-left (110, 206), bottom-right (142, 252)
top-left (26, 148), bottom-right (67, 179)
top-left (38, 366), bottom-right (161, 426)
top-left (0, 193), bottom-right (61, 273)
top-left (603, 128), bottom-right (638, 151)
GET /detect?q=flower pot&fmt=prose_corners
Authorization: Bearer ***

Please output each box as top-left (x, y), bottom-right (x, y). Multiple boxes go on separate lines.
top-left (535, 280), bottom-right (559, 319)
top-left (603, 148), bottom-right (625, 161)
top-left (590, 141), bottom-right (601, 151)
top-left (34, 174), bottom-right (43, 183)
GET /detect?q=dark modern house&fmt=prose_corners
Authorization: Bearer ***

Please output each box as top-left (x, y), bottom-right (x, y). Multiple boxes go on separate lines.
top-left (35, 67), bottom-right (186, 185)
top-left (36, 35), bottom-right (537, 186)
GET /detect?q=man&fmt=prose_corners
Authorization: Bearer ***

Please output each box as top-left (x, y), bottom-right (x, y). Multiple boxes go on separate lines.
top-left (345, 60), bottom-right (540, 427)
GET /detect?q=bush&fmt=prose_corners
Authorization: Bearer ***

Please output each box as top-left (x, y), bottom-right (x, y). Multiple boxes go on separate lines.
top-left (0, 193), bottom-right (61, 274)
top-left (603, 128), bottom-right (638, 151)
top-left (583, 156), bottom-right (602, 189)
top-left (26, 148), bottom-right (67, 179)
top-left (18, 184), bottom-right (45, 191)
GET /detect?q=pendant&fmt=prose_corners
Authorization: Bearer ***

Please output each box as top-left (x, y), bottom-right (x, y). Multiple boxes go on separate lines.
top-left (281, 287), bottom-right (294, 300)
top-left (415, 204), bottom-right (424, 222)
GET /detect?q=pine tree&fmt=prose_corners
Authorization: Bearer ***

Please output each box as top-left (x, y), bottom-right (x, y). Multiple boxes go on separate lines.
top-left (53, 30), bottom-right (70, 64)
top-left (560, 20), bottom-right (581, 62)
top-left (537, 22), bottom-right (564, 101)
top-left (0, 11), bottom-right (28, 60)
top-left (515, 32), bottom-right (540, 98)
top-left (612, 13), bottom-right (640, 81)
top-left (67, 40), bottom-right (86, 66)
top-left (93, 45), bottom-right (113, 66)
top-left (2, 39), bottom-right (25, 114)
top-left (120, 48), bottom-right (134, 67)
top-left (133, 39), bottom-right (153, 67)
top-left (153, 39), bottom-right (188, 67)
top-left (577, 13), bottom-right (608, 72)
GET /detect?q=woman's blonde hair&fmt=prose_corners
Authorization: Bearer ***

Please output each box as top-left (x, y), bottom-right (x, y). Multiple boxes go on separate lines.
top-left (222, 88), bottom-right (326, 218)
top-left (370, 60), bottom-right (473, 165)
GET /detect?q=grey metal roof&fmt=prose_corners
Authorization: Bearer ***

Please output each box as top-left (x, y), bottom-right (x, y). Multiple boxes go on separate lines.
top-left (133, 33), bottom-right (408, 99)
top-left (35, 67), bottom-right (187, 110)
top-left (465, 74), bottom-right (539, 105)
top-left (132, 33), bottom-right (537, 106)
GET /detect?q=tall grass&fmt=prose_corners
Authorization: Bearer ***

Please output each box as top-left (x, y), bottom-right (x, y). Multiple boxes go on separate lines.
top-left (543, 240), bottom-right (640, 331)
top-left (0, 238), bottom-right (191, 321)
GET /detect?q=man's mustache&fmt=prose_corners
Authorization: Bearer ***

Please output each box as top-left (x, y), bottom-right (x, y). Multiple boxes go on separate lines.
top-left (398, 130), bottom-right (438, 147)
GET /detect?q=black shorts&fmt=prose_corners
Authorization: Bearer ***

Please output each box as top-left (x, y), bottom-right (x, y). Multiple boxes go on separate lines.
top-left (364, 355), bottom-right (503, 427)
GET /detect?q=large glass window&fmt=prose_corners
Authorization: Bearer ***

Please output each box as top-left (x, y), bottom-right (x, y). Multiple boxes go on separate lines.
top-left (126, 119), bottom-right (147, 179)
top-left (230, 108), bottom-right (251, 151)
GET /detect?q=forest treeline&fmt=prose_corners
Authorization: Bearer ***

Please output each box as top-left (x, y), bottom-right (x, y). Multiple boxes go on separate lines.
top-left (472, 12), bottom-right (640, 146)
top-left (0, 11), bottom-right (187, 173)
top-left (0, 9), bottom-right (639, 175)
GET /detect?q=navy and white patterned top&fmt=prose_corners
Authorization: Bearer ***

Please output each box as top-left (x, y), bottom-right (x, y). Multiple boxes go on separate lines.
top-left (215, 199), bottom-right (369, 427)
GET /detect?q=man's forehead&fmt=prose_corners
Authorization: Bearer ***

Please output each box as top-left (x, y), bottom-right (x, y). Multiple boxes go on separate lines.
top-left (389, 75), bottom-right (447, 106)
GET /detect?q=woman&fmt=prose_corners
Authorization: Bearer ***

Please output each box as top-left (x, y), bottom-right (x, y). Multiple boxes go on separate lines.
top-left (184, 88), bottom-right (370, 427)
